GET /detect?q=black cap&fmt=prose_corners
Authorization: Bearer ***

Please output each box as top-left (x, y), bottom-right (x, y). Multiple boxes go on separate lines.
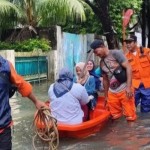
top-left (90, 39), bottom-right (104, 50)
top-left (124, 35), bottom-right (137, 42)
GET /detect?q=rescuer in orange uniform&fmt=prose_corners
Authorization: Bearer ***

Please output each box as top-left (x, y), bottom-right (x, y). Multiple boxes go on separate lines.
top-left (0, 55), bottom-right (47, 150)
top-left (125, 35), bottom-right (150, 113)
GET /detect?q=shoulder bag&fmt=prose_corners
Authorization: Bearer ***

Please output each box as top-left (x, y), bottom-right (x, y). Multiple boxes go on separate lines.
top-left (103, 59), bottom-right (127, 83)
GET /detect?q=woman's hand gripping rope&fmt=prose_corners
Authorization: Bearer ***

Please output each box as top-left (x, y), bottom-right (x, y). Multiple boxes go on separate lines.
top-left (32, 106), bottom-right (59, 150)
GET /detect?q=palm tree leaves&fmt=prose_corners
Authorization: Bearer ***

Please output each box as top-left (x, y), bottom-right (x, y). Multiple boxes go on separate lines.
top-left (0, 0), bottom-right (21, 29)
top-left (0, 0), bottom-right (87, 28)
top-left (12, 0), bottom-right (37, 26)
top-left (0, 0), bottom-right (20, 15)
top-left (37, 0), bottom-right (87, 26)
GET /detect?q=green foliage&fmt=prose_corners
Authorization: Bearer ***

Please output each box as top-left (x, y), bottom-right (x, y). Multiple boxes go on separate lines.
top-left (62, 8), bottom-right (103, 34)
top-left (0, 0), bottom-right (21, 30)
top-left (0, 38), bottom-right (51, 52)
top-left (0, 42), bottom-right (12, 50)
top-left (37, 0), bottom-right (87, 26)
top-left (109, 0), bottom-right (142, 39)
top-left (62, 0), bottom-right (142, 38)
top-left (0, 0), bottom-right (86, 29)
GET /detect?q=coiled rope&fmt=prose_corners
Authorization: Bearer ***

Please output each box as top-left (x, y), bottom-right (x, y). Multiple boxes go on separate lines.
top-left (33, 107), bottom-right (59, 150)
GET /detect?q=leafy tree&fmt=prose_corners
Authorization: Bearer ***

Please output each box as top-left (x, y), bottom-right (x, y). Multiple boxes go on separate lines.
top-left (3, 0), bottom-right (88, 27)
top-left (63, 0), bottom-right (142, 48)
top-left (62, 8), bottom-right (103, 34)
top-left (9, 0), bottom-right (87, 27)
top-left (84, 0), bottom-right (117, 49)
top-left (0, 0), bottom-right (88, 40)
top-left (0, 0), bottom-right (21, 38)
top-left (109, 0), bottom-right (142, 41)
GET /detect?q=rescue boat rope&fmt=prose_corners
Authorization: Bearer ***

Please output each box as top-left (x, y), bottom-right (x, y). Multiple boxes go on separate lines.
top-left (32, 107), bottom-right (59, 150)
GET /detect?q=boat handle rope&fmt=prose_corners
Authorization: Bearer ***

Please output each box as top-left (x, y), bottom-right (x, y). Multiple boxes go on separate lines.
top-left (32, 107), bottom-right (59, 150)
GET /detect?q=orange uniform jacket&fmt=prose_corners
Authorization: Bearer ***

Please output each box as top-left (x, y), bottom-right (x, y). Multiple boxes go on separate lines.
top-left (9, 62), bottom-right (32, 97)
top-left (126, 47), bottom-right (150, 89)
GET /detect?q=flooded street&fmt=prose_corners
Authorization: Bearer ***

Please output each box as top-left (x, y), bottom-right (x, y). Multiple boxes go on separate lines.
top-left (11, 81), bottom-right (150, 150)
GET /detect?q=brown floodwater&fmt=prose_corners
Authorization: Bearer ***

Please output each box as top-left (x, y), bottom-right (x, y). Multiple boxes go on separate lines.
top-left (11, 81), bottom-right (150, 150)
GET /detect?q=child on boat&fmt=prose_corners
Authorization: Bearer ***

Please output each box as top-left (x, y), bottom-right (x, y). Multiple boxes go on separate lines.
top-left (48, 67), bottom-right (90, 125)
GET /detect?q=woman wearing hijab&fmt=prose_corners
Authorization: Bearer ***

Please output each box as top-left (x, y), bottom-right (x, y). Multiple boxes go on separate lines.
top-left (86, 60), bottom-right (102, 91)
top-left (75, 62), bottom-right (97, 111)
top-left (48, 67), bottom-right (89, 125)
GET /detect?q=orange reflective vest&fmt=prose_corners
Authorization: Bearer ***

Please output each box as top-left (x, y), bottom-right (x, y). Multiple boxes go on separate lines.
top-left (126, 47), bottom-right (150, 89)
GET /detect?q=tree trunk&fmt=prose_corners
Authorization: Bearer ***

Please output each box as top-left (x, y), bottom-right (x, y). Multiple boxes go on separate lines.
top-left (147, 0), bottom-right (150, 48)
top-left (96, 0), bottom-right (117, 49)
top-left (85, 0), bottom-right (117, 49)
top-left (141, 0), bottom-right (146, 47)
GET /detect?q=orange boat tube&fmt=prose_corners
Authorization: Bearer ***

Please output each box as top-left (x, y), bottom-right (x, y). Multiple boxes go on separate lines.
top-left (34, 97), bottom-right (110, 139)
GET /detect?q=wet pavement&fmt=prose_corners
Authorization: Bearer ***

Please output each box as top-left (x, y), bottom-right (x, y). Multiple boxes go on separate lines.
top-left (11, 81), bottom-right (150, 150)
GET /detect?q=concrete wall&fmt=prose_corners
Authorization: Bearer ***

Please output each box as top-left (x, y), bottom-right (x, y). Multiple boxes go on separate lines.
top-left (47, 50), bottom-right (56, 81)
top-left (0, 50), bottom-right (53, 81)
top-left (0, 50), bottom-right (15, 67)
top-left (0, 26), bottom-right (107, 82)
top-left (54, 26), bottom-right (95, 80)
top-left (54, 26), bottom-right (108, 80)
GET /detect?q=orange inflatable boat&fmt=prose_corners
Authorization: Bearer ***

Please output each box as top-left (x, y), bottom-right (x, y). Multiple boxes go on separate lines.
top-left (34, 96), bottom-right (110, 139)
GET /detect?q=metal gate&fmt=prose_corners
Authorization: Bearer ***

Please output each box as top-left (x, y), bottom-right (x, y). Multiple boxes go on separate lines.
top-left (15, 56), bottom-right (48, 82)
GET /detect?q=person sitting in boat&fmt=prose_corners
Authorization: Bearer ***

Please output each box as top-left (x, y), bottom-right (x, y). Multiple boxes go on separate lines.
top-left (48, 67), bottom-right (90, 125)
top-left (86, 60), bottom-right (103, 92)
top-left (75, 62), bottom-right (97, 112)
